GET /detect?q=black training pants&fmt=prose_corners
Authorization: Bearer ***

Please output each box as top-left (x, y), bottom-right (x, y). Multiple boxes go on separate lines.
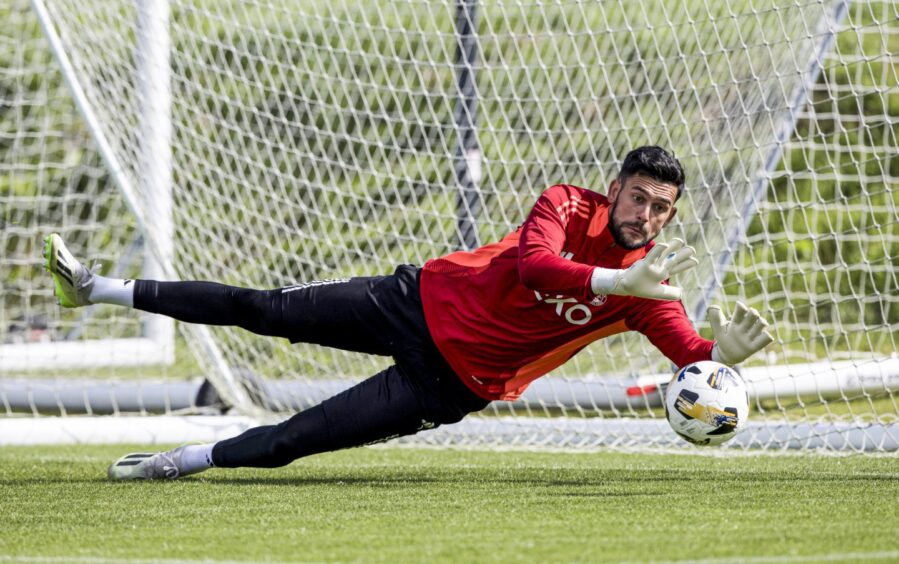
top-left (133, 265), bottom-right (489, 468)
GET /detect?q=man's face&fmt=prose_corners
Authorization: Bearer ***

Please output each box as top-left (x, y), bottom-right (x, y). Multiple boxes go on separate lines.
top-left (607, 174), bottom-right (679, 250)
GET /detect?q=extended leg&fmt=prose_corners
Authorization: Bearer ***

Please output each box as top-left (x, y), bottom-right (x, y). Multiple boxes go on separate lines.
top-left (45, 233), bottom-right (426, 356)
top-left (132, 274), bottom-right (413, 356)
top-left (133, 280), bottom-right (294, 339)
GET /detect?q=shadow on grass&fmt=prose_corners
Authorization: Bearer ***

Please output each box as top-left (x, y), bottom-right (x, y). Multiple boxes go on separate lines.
top-left (4, 468), bottom-right (896, 488)
top-left (193, 469), bottom-right (898, 484)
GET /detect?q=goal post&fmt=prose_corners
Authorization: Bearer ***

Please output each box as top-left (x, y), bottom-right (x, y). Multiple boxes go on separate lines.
top-left (2, 0), bottom-right (897, 452)
top-left (690, 0), bottom-right (851, 323)
top-left (133, 0), bottom-right (175, 365)
top-left (0, 0), bottom-right (175, 372)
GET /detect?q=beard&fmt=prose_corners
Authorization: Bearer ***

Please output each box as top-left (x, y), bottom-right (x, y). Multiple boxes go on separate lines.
top-left (608, 199), bottom-right (651, 250)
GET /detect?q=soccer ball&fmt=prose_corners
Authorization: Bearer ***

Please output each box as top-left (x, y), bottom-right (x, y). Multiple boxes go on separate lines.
top-left (664, 360), bottom-right (749, 446)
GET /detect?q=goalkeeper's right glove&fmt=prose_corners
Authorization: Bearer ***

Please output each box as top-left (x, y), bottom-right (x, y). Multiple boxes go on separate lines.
top-left (708, 301), bottom-right (774, 366)
top-left (590, 238), bottom-right (698, 301)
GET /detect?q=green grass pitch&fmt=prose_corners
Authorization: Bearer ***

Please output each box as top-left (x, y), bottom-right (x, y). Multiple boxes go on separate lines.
top-left (1, 445), bottom-right (898, 563)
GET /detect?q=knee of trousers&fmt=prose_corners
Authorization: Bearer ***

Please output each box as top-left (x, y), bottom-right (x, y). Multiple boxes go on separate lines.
top-left (233, 288), bottom-right (289, 336)
top-left (263, 426), bottom-right (305, 468)
top-left (427, 401), bottom-right (477, 428)
top-left (424, 385), bottom-right (489, 427)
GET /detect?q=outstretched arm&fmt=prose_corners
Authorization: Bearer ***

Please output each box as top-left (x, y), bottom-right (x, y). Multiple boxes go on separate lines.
top-left (627, 299), bottom-right (715, 368)
top-left (628, 299), bottom-right (774, 369)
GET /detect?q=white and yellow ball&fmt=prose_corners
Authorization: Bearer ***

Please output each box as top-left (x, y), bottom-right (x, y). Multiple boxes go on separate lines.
top-left (665, 360), bottom-right (749, 446)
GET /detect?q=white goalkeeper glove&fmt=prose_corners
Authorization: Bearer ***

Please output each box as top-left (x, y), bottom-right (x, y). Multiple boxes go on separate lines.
top-left (708, 301), bottom-right (774, 366)
top-left (590, 238), bottom-right (698, 301)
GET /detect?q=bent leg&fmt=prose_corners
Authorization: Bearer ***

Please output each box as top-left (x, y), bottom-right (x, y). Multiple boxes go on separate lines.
top-left (211, 364), bottom-right (486, 468)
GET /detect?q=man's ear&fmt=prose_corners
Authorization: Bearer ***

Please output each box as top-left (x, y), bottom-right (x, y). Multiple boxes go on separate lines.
top-left (662, 206), bottom-right (678, 228)
top-left (608, 178), bottom-right (622, 202)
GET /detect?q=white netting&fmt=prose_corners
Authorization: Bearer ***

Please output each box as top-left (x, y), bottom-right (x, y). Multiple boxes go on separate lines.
top-left (3, 0), bottom-right (897, 450)
top-left (1, 2), bottom-right (146, 369)
top-left (1, 0), bottom-right (192, 417)
top-left (2, 2), bottom-right (122, 343)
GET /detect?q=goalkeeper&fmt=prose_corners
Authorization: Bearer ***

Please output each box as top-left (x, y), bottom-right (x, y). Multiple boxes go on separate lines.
top-left (44, 145), bottom-right (773, 480)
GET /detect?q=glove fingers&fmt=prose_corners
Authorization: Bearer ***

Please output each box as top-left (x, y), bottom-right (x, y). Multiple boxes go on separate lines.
top-left (751, 329), bottom-right (775, 351)
top-left (747, 311), bottom-right (773, 347)
top-left (749, 310), bottom-right (769, 331)
top-left (744, 323), bottom-right (764, 343)
top-left (740, 306), bottom-right (762, 331)
top-left (656, 238), bottom-right (683, 268)
top-left (664, 238), bottom-right (684, 255)
top-left (743, 308), bottom-right (774, 356)
top-left (644, 242), bottom-right (667, 265)
top-left (740, 306), bottom-right (767, 334)
top-left (707, 305), bottom-right (726, 337)
top-left (667, 256), bottom-right (698, 276)
top-left (731, 301), bottom-right (749, 327)
top-left (666, 245), bottom-right (697, 275)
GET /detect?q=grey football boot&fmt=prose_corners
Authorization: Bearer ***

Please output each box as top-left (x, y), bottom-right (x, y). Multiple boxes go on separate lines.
top-left (108, 446), bottom-right (191, 480)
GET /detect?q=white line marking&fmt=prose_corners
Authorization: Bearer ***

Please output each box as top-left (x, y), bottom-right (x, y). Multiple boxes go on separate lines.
top-left (0, 556), bottom-right (314, 564)
top-left (5, 552), bottom-right (899, 564)
top-left (640, 550), bottom-right (899, 564)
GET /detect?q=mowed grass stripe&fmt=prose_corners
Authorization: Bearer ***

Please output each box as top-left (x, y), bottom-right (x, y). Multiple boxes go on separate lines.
top-left (0, 558), bottom-right (304, 564)
top-left (6, 552), bottom-right (899, 564)
top-left (1, 446), bottom-right (897, 563)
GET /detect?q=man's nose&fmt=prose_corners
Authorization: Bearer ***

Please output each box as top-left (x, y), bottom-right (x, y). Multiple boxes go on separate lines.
top-left (635, 204), bottom-right (650, 222)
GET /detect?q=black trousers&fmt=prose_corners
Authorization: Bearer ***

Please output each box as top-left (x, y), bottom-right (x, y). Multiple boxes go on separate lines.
top-left (133, 265), bottom-right (489, 468)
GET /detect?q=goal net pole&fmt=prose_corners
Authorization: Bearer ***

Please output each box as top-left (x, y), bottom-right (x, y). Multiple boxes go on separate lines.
top-left (454, 0), bottom-right (482, 251)
top-left (134, 0), bottom-right (174, 361)
top-left (691, 0), bottom-right (851, 323)
top-left (2, 0), bottom-right (172, 369)
top-left (28, 0), bottom-right (261, 414)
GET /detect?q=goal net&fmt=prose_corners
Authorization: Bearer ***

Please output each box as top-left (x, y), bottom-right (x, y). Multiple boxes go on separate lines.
top-left (3, 0), bottom-right (897, 451)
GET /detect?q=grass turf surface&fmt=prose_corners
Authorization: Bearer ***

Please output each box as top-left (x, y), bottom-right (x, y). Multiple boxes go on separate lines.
top-left (1, 446), bottom-right (897, 563)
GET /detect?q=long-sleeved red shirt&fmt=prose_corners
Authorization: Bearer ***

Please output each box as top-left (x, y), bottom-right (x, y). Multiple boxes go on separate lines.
top-left (419, 184), bottom-right (714, 401)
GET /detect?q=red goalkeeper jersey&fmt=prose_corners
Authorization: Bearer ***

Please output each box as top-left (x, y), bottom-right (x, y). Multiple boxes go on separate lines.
top-left (419, 184), bottom-right (714, 401)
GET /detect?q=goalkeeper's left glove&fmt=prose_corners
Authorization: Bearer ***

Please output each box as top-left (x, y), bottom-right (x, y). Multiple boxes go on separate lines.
top-left (708, 301), bottom-right (774, 366)
top-left (590, 238), bottom-right (698, 301)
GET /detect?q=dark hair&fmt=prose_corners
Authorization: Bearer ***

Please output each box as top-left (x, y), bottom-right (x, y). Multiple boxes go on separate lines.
top-left (618, 146), bottom-right (685, 200)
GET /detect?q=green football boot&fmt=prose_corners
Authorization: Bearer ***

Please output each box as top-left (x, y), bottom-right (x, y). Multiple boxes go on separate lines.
top-left (43, 233), bottom-right (94, 308)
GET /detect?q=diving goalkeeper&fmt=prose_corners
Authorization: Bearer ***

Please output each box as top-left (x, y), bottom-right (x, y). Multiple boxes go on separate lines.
top-left (44, 146), bottom-right (773, 480)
